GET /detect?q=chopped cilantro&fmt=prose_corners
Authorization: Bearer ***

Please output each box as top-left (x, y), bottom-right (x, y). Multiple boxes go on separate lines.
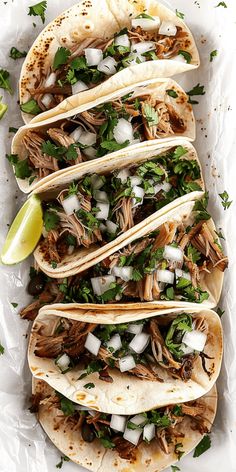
top-left (193, 434), bottom-right (211, 457)
top-left (175, 9), bottom-right (184, 19)
top-left (100, 140), bottom-right (129, 152)
top-left (11, 302), bottom-right (18, 308)
top-left (0, 97), bottom-right (8, 119)
top-left (219, 190), bottom-right (232, 210)
top-left (0, 343), bottom-right (4, 355)
top-left (171, 466), bottom-right (181, 472)
top-left (143, 103), bottom-right (159, 126)
top-left (187, 83), bottom-right (205, 104)
top-left (175, 442), bottom-right (185, 460)
top-left (172, 145), bottom-right (188, 160)
top-left (83, 383), bottom-right (95, 389)
top-left (215, 1), bottom-right (227, 6)
top-left (6, 154), bottom-right (32, 179)
top-left (43, 210), bottom-right (59, 231)
top-left (131, 268), bottom-right (143, 281)
top-left (135, 13), bottom-right (155, 20)
top-left (178, 50), bottom-right (192, 64)
top-left (56, 392), bottom-right (75, 416)
top-left (78, 360), bottom-right (103, 379)
top-left (51, 261), bottom-right (57, 269)
top-left (217, 307), bottom-right (225, 318)
top-left (215, 229), bottom-right (225, 240)
top-left (99, 282), bottom-right (123, 302)
top-left (167, 89), bottom-right (178, 98)
top-left (165, 314), bottom-right (192, 359)
top-left (56, 455), bottom-right (70, 469)
top-left (28, 1), bottom-right (47, 23)
top-left (187, 244), bottom-right (201, 263)
top-left (193, 193), bottom-right (211, 223)
top-left (53, 47), bottom-right (71, 70)
top-left (96, 430), bottom-right (115, 449)
top-left (20, 99), bottom-right (41, 115)
top-left (9, 47), bottom-right (27, 60)
top-left (0, 69), bottom-right (13, 94)
top-left (9, 127), bottom-right (18, 133)
top-left (210, 50), bottom-right (218, 62)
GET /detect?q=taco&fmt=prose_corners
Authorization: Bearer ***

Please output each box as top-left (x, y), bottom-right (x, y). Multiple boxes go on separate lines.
top-left (32, 378), bottom-right (216, 471)
top-left (33, 198), bottom-right (227, 308)
top-left (19, 0), bottom-right (199, 123)
top-left (28, 307), bottom-right (222, 413)
top-left (11, 79), bottom-right (195, 193)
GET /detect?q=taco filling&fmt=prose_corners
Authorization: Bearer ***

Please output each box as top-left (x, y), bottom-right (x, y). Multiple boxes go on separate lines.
top-left (22, 14), bottom-right (192, 115)
top-left (11, 86), bottom-right (189, 183)
top-left (32, 313), bottom-right (212, 383)
top-left (32, 386), bottom-right (212, 462)
top-left (35, 145), bottom-right (202, 260)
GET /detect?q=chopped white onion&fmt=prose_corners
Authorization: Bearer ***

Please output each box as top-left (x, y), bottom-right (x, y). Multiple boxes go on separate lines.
top-left (85, 48), bottom-right (103, 66)
top-left (131, 41), bottom-right (155, 55)
top-left (129, 176), bottom-right (142, 186)
top-left (130, 414), bottom-right (146, 426)
top-left (62, 194), bottom-right (80, 215)
top-left (83, 146), bottom-right (97, 159)
top-left (112, 266), bottom-right (133, 282)
top-left (91, 275), bottom-right (116, 296)
top-left (99, 222), bottom-right (107, 232)
top-left (116, 168), bottom-right (130, 183)
top-left (182, 330), bottom-right (207, 352)
top-left (114, 34), bottom-right (130, 48)
top-left (72, 80), bottom-right (89, 95)
top-left (156, 269), bottom-right (175, 284)
top-left (94, 190), bottom-right (109, 203)
top-left (132, 185), bottom-right (145, 207)
top-left (174, 54), bottom-right (187, 63)
top-left (124, 52), bottom-right (146, 66)
top-left (123, 426), bottom-right (142, 446)
top-left (181, 343), bottom-right (194, 355)
top-left (110, 414), bottom-right (127, 433)
top-left (91, 174), bottom-right (104, 190)
top-left (113, 118), bottom-right (134, 144)
top-left (84, 332), bottom-right (101, 356)
top-left (41, 93), bottom-right (53, 108)
top-left (119, 355), bottom-right (136, 372)
top-left (106, 220), bottom-right (118, 234)
top-left (78, 131), bottom-right (97, 146)
top-left (44, 72), bottom-right (57, 88)
top-left (127, 324), bottom-right (143, 335)
top-left (129, 332), bottom-right (150, 354)
top-left (96, 202), bottom-right (110, 220)
top-left (74, 405), bottom-right (90, 411)
top-left (143, 423), bottom-right (155, 442)
top-left (131, 16), bottom-right (161, 31)
top-left (159, 21), bottom-right (177, 36)
top-left (97, 56), bottom-right (117, 75)
top-left (175, 268), bottom-right (191, 281)
top-left (107, 334), bottom-right (122, 352)
top-left (154, 181), bottom-right (171, 194)
top-left (163, 245), bottom-right (183, 263)
top-left (55, 353), bottom-right (70, 373)
top-left (69, 126), bottom-right (83, 142)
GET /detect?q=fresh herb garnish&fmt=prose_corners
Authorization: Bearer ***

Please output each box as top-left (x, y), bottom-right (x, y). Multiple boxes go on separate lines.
top-left (165, 314), bottom-right (192, 359)
top-left (78, 360), bottom-right (103, 379)
top-left (187, 83), bottom-right (205, 104)
top-left (171, 466), bottom-right (181, 472)
top-left (215, 1), bottom-right (227, 6)
top-left (56, 392), bottom-right (75, 416)
top-left (0, 343), bottom-right (4, 355)
top-left (11, 302), bottom-right (18, 308)
top-left (175, 9), bottom-right (184, 19)
top-left (143, 103), bottom-right (159, 126)
top-left (217, 307), bottom-right (225, 318)
top-left (0, 97), bottom-right (8, 119)
top-left (187, 244), bottom-right (201, 263)
top-left (6, 154), bottom-right (32, 179)
top-left (53, 47), bottom-right (71, 70)
top-left (20, 99), bottom-right (41, 115)
top-left (193, 434), bottom-right (211, 457)
top-left (56, 455), bottom-right (70, 469)
top-left (178, 50), bottom-right (192, 64)
top-left (83, 383), bottom-right (95, 389)
top-left (167, 89), bottom-right (178, 98)
top-left (219, 190), bottom-right (232, 210)
top-left (0, 69), bottom-right (13, 94)
top-left (193, 193), bottom-right (211, 223)
top-left (100, 140), bottom-right (129, 152)
top-left (175, 442), bottom-right (185, 460)
top-left (9, 127), bottom-right (18, 133)
top-left (28, 1), bottom-right (47, 23)
top-left (135, 13), bottom-right (155, 20)
top-left (210, 50), bottom-right (218, 62)
top-left (51, 261), bottom-right (57, 269)
top-left (43, 210), bottom-right (59, 231)
top-left (9, 47), bottom-right (27, 60)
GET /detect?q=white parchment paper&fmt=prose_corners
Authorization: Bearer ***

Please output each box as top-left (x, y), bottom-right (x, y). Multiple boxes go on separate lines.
top-left (0, 0), bottom-right (236, 471)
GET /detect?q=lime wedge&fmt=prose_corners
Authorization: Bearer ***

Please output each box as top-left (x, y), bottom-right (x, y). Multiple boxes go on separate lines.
top-left (1, 195), bottom-right (43, 265)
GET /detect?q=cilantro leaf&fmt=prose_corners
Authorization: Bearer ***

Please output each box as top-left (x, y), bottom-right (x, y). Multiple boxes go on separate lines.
top-left (193, 435), bottom-right (211, 457)
top-left (171, 466), bottom-right (180, 472)
top-left (99, 282), bottom-right (123, 302)
top-left (175, 9), bottom-right (184, 19)
top-left (187, 244), bottom-right (201, 263)
top-left (11, 302), bottom-right (18, 308)
top-left (217, 307), bottom-right (225, 318)
top-left (178, 50), bottom-right (192, 64)
top-left (167, 89), bottom-right (178, 98)
top-left (210, 50), bottom-right (218, 62)
top-left (56, 455), bottom-right (70, 469)
top-left (193, 193), bottom-right (211, 223)
top-left (187, 83), bottom-right (205, 105)
top-left (131, 268), bottom-right (143, 281)
top-left (20, 99), bottom-right (41, 115)
top-left (219, 190), bottom-right (232, 210)
top-left (215, 1), bottom-right (227, 6)
top-left (172, 145), bottom-right (188, 160)
top-left (0, 96), bottom-right (8, 119)
top-left (9, 127), bottom-right (18, 133)
top-left (0, 69), bottom-right (13, 94)
top-left (83, 382), bottom-right (95, 389)
top-left (9, 47), bottom-right (27, 60)
top-left (175, 442), bottom-right (185, 460)
top-left (43, 210), bottom-right (60, 231)
top-left (6, 154), bottom-right (32, 179)
top-left (28, 1), bottom-right (47, 23)
top-left (100, 140), bottom-right (129, 152)
top-left (0, 343), bottom-right (4, 355)
top-left (143, 103), bottom-right (159, 126)
top-left (56, 392), bottom-right (75, 416)
top-left (135, 13), bottom-right (155, 20)
top-left (53, 47), bottom-right (71, 70)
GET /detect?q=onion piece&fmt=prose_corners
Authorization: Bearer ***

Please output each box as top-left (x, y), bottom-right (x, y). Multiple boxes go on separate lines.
top-left (85, 48), bottom-right (103, 66)
top-left (123, 426), bottom-right (142, 446)
top-left (129, 332), bottom-right (150, 354)
top-left (112, 266), bottom-right (133, 282)
top-left (107, 334), bottom-right (122, 352)
top-left (127, 324), bottom-right (143, 335)
top-left (55, 353), bottom-right (70, 373)
top-left (130, 414), bottom-right (146, 426)
top-left (83, 146), bottom-right (97, 159)
top-left (91, 174), bottom-right (105, 190)
top-left (131, 41), bottom-right (155, 55)
top-left (72, 80), bottom-right (88, 95)
top-left (182, 330), bottom-right (207, 352)
top-left (44, 72), bottom-right (57, 88)
top-left (106, 220), bottom-right (118, 234)
top-left (110, 414), bottom-right (127, 433)
top-left (175, 268), bottom-right (191, 281)
top-left (69, 126), bottom-right (83, 142)
top-left (143, 423), bottom-right (155, 442)
top-left (174, 54), bottom-right (187, 63)
top-left (74, 405), bottom-right (90, 411)
top-left (99, 223), bottom-right (107, 233)
top-left (84, 332), bottom-right (101, 356)
top-left (94, 190), bottom-right (109, 203)
top-left (156, 269), bottom-right (175, 284)
top-left (113, 118), bottom-right (134, 144)
top-left (159, 21), bottom-right (177, 36)
top-left (163, 245), bottom-right (183, 263)
top-left (119, 355), bottom-right (136, 372)
top-left (78, 131), bottom-right (97, 146)
top-left (96, 202), bottom-right (110, 220)
top-left (131, 16), bottom-right (161, 31)
top-left (62, 194), bottom-right (80, 215)
top-left (41, 93), bottom-right (53, 108)
top-left (91, 275), bottom-right (116, 296)
top-left (114, 34), bottom-right (130, 48)
top-left (132, 185), bottom-right (145, 207)
top-left (154, 181), bottom-right (171, 194)
top-left (129, 176), bottom-right (142, 186)
top-left (97, 57), bottom-right (117, 75)
top-left (116, 168), bottom-right (130, 183)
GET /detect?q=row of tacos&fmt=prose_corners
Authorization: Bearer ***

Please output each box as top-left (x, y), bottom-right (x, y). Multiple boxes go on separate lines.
top-left (7, 1), bottom-right (226, 470)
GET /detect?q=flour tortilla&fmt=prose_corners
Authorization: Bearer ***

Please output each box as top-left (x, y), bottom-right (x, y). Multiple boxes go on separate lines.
top-left (13, 79), bottom-right (195, 193)
top-left (20, 0), bottom-right (199, 124)
top-left (29, 307), bottom-right (221, 416)
top-left (34, 200), bottom-right (224, 308)
top-left (33, 378), bottom-right (216, 472)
